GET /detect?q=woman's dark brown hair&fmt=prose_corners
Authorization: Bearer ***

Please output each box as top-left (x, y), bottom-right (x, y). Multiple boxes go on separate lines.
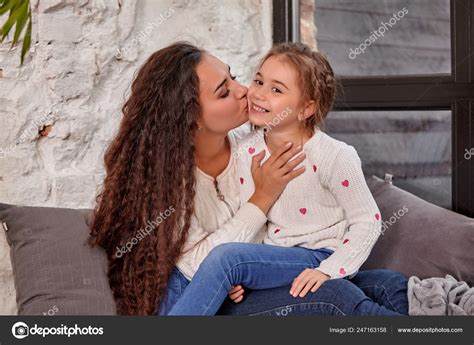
top-left (89, 42), bottom-right (203, 315)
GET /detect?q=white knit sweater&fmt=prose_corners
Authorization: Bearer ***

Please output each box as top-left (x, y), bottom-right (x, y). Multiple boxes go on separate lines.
top-left (175, 124), bottom-right (267, 281)
top-left (235, 127), bottom-right (382, 279)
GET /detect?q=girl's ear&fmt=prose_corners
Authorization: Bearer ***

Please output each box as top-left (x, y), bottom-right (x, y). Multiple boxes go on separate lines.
top-left (302, 100), bottom-right (316, 120)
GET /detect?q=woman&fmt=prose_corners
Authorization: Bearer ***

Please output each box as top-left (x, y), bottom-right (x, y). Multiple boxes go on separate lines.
top-left (89, 42), bottom-right (408, 316)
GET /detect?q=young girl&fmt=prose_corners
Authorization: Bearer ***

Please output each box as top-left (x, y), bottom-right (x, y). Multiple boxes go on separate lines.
top-left (168, 42), bottom-right (384, 315)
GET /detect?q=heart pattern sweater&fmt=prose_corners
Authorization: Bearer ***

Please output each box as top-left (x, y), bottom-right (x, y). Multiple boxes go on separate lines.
top-left (234, 127), bottom-right (382, 279)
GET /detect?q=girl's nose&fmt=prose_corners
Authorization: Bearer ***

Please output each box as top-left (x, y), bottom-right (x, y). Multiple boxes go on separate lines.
top-left (253, 88), bottom-right (265, 101)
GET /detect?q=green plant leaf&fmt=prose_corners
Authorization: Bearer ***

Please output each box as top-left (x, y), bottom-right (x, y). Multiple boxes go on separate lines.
top-left (20, 10), bottom-right (31, 65)
top-left (0, 0), bottom-right (31, 64)
top-left (0, 0), bottom-right (15, 16)
top-left (11, 0), bottom-right (27, 47)
top-left (0, 0), bottom-right (24, 42)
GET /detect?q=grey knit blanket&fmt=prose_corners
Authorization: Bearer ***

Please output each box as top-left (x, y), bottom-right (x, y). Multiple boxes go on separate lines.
top-left (408, 275), bottom-right (474, 315)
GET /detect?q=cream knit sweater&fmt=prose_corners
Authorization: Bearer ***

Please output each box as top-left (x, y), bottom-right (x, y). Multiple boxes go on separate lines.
top-left (175, 124), bottom-right (267, 281)
top-left (235, 127), bottom-right (382, 279)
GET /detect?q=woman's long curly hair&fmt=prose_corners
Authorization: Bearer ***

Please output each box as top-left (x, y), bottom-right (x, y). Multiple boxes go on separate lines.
top-left (89, 42), bottom-right (203, 315)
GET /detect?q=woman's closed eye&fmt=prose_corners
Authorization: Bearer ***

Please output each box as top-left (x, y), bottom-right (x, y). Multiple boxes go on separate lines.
top-left (220, 75), bottom-right (237, 98)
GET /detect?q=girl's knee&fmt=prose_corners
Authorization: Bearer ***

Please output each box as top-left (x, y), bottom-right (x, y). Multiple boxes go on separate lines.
top-left (209, 243), bottom-right (240, 259)
top-left (203, 243), bottom-right (244, 268)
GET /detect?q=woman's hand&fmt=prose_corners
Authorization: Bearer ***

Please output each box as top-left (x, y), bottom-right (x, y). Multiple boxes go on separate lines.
top-left (290, 269), bottom-right (330, 298)
top-left (249, 142), bottom-right (306, 215)
top-left (228, 285), bottom-right (245, 303)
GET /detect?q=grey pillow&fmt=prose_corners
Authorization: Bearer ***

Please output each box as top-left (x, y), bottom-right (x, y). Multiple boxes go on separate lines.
top-left (0, 203), bottom-right (115, 315)
top-left (1, 176), bottom-right (472, 315)
top-left (361, 176), bottom-right (474, 286)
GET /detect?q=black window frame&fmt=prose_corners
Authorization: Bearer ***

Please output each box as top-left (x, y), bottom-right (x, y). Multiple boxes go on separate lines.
top-left (273, 0), bottom-right (474, 217)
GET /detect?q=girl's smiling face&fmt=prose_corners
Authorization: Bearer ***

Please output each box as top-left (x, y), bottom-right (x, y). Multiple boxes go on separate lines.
top-left (247, 55), bottom-right (315, 131)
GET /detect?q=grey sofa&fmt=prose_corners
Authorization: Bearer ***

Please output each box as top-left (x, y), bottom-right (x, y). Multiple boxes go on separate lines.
top-left (0, 176), bottom-right (473, 315)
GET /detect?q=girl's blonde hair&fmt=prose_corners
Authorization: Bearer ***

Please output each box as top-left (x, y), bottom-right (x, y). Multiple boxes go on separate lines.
top-left (259, 42), bottom-right (337, 135)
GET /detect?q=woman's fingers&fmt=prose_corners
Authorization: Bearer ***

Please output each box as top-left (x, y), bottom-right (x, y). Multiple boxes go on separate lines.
top-left (279, 151), bottom-right (306, 175)
top-left (272, 145), bottom-right (303, 169)
top-left (229, 288), bottom-right (244, 298)
top-left (250, 150), bottom-right (266, 175)
top-left (265, 142), bottom-right (293, 165)
top-left (229, 285), bottom-right (244, 301)
top-left (284, 165), bottom-right (306, 181)
top-left (233, 295), bottom-right (244, 303)
top-left (229, 285), bottom-right (243, 294)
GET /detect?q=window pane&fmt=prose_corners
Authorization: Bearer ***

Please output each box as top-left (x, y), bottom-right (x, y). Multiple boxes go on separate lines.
top-left (325, 110), bottom-right (452, 209)
top-left (300, 0), bottom-right (451, 76)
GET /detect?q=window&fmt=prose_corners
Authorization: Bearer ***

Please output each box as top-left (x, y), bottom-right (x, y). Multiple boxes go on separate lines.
top-left (273, 0), bottom-right (473, 217)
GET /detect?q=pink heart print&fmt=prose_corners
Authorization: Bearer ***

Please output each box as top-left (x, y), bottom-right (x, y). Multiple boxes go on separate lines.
top-left (239, 177), bottom-right (244, 185)
top-left (313, 164), bottom-right (317, 172)
top-left (375, 213), bottom-right (380, 220)
top-left (341, 179), bottom-right (349, 187)
top-left (343, 239), bottom-right (349, 244)
top-left (339, 268), bottom-right (346, 275)
top-left (299, 208), bottom-right (307, 215)
top-left (274, 228), bottom-right (281, 234)
top-left (248, 147), bottom-right (255, 154)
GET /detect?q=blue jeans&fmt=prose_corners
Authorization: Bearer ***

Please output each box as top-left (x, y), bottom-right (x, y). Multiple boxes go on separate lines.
top-left (158, 243), bottom-right (408, 316)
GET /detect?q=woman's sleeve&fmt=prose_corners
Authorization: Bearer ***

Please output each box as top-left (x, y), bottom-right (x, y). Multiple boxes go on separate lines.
top-left (316, 146), bottom-right (382, 279)
top-left (175, 202), bottom-right (267, 280)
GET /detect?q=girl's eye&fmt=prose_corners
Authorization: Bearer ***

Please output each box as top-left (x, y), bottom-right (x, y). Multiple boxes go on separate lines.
top-left (254, 79), bottom-right (263, 86)
top-left (272, 87), bottom-right (282, 93)
top-left (221, 89), bottom-right (230, 98)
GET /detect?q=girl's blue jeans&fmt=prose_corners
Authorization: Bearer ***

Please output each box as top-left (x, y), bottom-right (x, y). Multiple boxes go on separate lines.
top-left (157, 243), bottom-right (408, 316)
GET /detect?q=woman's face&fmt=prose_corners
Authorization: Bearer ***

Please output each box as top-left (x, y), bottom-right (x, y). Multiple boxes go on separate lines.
top-left (196, 53), bottom-right (249, 135)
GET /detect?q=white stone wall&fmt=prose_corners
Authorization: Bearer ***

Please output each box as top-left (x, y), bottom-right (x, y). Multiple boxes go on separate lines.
top-left (0, 0), bottom-right (272, 208)
top-left (0, 0), bottom-right (272, 315)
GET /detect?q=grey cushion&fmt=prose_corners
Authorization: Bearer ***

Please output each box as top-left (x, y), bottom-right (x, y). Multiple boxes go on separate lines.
top-left (361, 176), bottom-right (474, 286)
top-left (0, 203), bottom-right (115, 315)
top-left (1, 176), bottom-right (472, 315)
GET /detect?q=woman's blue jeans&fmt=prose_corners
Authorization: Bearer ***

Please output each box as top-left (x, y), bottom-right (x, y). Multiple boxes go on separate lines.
top-left (158, 243), bottom-right (408, 316)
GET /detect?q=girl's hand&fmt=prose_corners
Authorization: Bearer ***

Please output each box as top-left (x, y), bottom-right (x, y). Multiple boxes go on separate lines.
top-left (228, 285), bottom-right (245, 303)
top-left (249, 142), bottom-right (306, 215)
top-left (290, 269), bottom-right (330, 298)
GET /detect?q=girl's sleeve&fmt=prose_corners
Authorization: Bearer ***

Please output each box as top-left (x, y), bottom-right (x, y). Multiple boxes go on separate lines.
top-left (316, 146), bottom-right (382, 279)
top-left (175, 202), bottom-right (266, 280)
